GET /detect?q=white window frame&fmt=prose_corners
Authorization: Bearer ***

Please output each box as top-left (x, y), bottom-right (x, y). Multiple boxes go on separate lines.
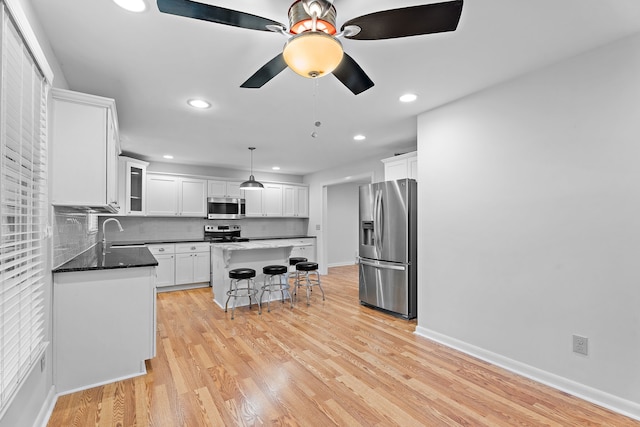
top-left (0, 0), bottom-right (52, 418)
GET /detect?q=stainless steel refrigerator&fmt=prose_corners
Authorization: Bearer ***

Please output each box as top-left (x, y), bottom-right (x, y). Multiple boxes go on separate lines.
top-left (358, 178), bottom-right (417, 319)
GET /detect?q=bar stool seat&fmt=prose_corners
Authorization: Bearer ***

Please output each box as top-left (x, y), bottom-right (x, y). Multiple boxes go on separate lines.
top-left (294, 261), bottom-right (325, 306)
top-left (225, 268), bottom-right (260, 319)
top-left (289, 257), bottom-right (307, 266)
top-left (260, 265), bottom-right (292, 312)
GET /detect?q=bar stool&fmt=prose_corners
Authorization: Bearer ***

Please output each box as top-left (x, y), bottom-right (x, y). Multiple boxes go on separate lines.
top-left (294, 261), bottom-right (325, 306)
top-left (225, 268), bottom-right (260, 319)
top-left (260, 265), bottom-right (292, 312)
top-left (289, 257), bottom-right (307, 272)
top-left (288, 256), bottom-right (307, 285)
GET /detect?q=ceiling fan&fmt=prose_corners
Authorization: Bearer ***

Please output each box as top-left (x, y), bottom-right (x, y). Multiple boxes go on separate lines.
top-left (156, 0), bottom-right (463, 95)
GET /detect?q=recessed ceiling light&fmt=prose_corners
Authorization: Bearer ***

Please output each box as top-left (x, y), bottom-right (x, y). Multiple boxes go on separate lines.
top-left (399, 93), bottom-right (418, 103)
top-left (353, 134), bottom-right (366, 141)
top-left (187, 99), bottom-right (211, 109)
top-left (272, 166), bottom-right (281, 171)
top-left (163, 155), bottom-right (174, 159)
top-left (113, 0), bottom-right (146, 12)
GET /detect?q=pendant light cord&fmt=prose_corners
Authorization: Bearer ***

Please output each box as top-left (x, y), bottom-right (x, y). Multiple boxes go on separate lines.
top-left (249, 147), bottom-right (255, 177)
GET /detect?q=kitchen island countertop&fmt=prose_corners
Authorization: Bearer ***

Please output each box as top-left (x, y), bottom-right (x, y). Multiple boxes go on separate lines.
top-left (211, 241), bottom-right (296, 250)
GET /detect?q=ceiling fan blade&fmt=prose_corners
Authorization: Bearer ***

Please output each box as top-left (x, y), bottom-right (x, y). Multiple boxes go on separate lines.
top-left (332, 53), bottom-right (374, 95)
top-left (341, 0), bottom-right (463, 40)
top-left (240, 54), bottom-right (288, 88)
top-left (157, 0), bottom-right (285, 31)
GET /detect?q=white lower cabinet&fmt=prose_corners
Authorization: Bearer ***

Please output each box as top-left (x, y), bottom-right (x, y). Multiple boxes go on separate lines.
top-left (289, 238), bottom-right (317, 261)
top-left (175, 243), bottom-right (210, 285)
top-left (53, 267), bottom-right (156, 394)
top-left (148, 244), bottom-right (176, 287)
top-left (149, 242), bottom-right (210, 290)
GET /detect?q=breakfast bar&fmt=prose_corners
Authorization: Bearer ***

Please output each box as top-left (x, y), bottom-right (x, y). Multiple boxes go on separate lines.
top-left (210, 240), bottom-right (295, 308)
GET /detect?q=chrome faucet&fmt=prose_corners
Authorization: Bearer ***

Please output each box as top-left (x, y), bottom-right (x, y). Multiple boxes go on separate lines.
top-left (102, 218), bottom-right (123, 247)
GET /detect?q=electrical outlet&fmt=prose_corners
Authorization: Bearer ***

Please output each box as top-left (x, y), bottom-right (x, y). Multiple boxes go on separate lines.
top-left (573, 335), bottom-right (588, 355)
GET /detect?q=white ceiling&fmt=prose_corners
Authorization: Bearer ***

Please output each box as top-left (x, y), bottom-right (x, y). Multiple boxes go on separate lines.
top-left (30, 0), bottom-right (640, 176)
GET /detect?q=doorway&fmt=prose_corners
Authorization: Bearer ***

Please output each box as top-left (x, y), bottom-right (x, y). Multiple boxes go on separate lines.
top-left (323, 176), bottom-right (372, 269)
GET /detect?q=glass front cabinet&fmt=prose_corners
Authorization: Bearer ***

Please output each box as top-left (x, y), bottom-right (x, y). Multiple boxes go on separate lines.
top-left (119, 156), bottom-right (149, 215)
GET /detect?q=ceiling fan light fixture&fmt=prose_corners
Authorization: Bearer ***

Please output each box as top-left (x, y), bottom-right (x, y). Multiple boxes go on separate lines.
top-left (240, 147), bottom-right (264, 190)
top-left (289, 0), bottom-right (337, 35)
top-left (283, 32), bottom-right (344, 78)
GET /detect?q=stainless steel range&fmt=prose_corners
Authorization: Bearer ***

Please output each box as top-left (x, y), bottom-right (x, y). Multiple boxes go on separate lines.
top-left (204, 224), bottom-right (249, 242)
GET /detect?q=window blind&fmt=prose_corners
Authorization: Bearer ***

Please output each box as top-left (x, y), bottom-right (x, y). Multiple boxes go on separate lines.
top-left (0, 1), bottom-right (49, 416)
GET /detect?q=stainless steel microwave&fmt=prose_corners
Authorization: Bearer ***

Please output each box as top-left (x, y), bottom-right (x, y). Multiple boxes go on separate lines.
top-left (207, 197), bottom-right (245, 219)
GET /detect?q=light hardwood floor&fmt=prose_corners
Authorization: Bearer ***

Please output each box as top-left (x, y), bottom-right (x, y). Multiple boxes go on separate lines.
top-left (48, 265), bottom-right (639, 426)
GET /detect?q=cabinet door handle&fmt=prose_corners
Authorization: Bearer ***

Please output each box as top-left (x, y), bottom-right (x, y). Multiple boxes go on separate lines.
top-left (159, 248), bottom-right (164, 252)
top-left (191, 246), bottom-right (196, 250)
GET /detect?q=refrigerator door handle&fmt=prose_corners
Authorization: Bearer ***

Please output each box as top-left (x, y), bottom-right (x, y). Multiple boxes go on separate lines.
top-left (358, 257), bottom-right (406, 271)
top-left (374, 189), bottom-right (383, 254)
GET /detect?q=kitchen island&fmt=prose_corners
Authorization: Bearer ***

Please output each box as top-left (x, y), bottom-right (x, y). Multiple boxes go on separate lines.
top-left (211, 240), bottom-right (295, 308)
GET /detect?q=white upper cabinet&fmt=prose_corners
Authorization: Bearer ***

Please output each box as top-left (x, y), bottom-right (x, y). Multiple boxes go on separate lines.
top-left (118, 156), bottom-right (149, 216)
top-left (180, 177), bottom-right (207, 216)
top-left (146, 173), bottom-right (206, 217)
top-left (382, 151), bottom-right (418, 181)
top-left (245, 183), bottom-right (283, 217)
top-left (283, 185), bottom-right (309, 217)
top-left (146, 174), bottom-right (179, 216)
top-left (207, 180), bottom-right (244, 198)
top-left (51, 88), bottom-right (121, 213)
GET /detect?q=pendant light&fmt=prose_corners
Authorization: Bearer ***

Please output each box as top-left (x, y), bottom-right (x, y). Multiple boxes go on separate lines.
top-left (240, 147), bottom-right (264, 190)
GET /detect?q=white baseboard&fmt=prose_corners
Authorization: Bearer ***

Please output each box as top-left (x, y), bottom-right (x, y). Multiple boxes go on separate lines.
top-left (327, 261), bottom-right (357, 268)
top-left (55, 366), bottom-right (147, 398)
top-left (35, 386), bottom-right (56, 427)
top-left (415, 326), bottom-right (640, 422)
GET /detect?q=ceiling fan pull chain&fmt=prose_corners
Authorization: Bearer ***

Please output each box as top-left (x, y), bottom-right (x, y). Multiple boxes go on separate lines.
top-left (311, 78), bottom-right (321, 138)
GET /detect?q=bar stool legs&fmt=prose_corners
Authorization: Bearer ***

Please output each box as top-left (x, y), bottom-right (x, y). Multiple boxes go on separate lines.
top-left (294, 262), bottom-right (324, 306)
top-left (260, 265), bottom-right (292, 312)
top-left (225, 268), bottom-right (260, 319)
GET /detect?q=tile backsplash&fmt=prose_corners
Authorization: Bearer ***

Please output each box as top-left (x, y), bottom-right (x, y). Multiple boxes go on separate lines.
top-left (96, 217), bottom-right (309, 244)
top-left (53, 211), bottom-right (309, 268)
top-left (52, 207), bottom-right (98, 269)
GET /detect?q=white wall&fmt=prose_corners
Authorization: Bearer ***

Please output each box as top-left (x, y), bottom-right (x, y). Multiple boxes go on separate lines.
top-left (303, 153), bottom-right (394, 273)
top-left (146, 161), bottom-right (304, 184)
top-left (327, 182), bottom-right (362, 266)
top-left (415, 32), bottom-right (640, 419)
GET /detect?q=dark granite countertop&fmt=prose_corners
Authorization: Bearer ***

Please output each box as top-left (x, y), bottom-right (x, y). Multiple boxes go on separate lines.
top-left (53, 243), bottom-right (158, 273)
top-left (248, 235), bottom-right (316, 241)
top-left (108, 236), bottom-right (316, 246)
